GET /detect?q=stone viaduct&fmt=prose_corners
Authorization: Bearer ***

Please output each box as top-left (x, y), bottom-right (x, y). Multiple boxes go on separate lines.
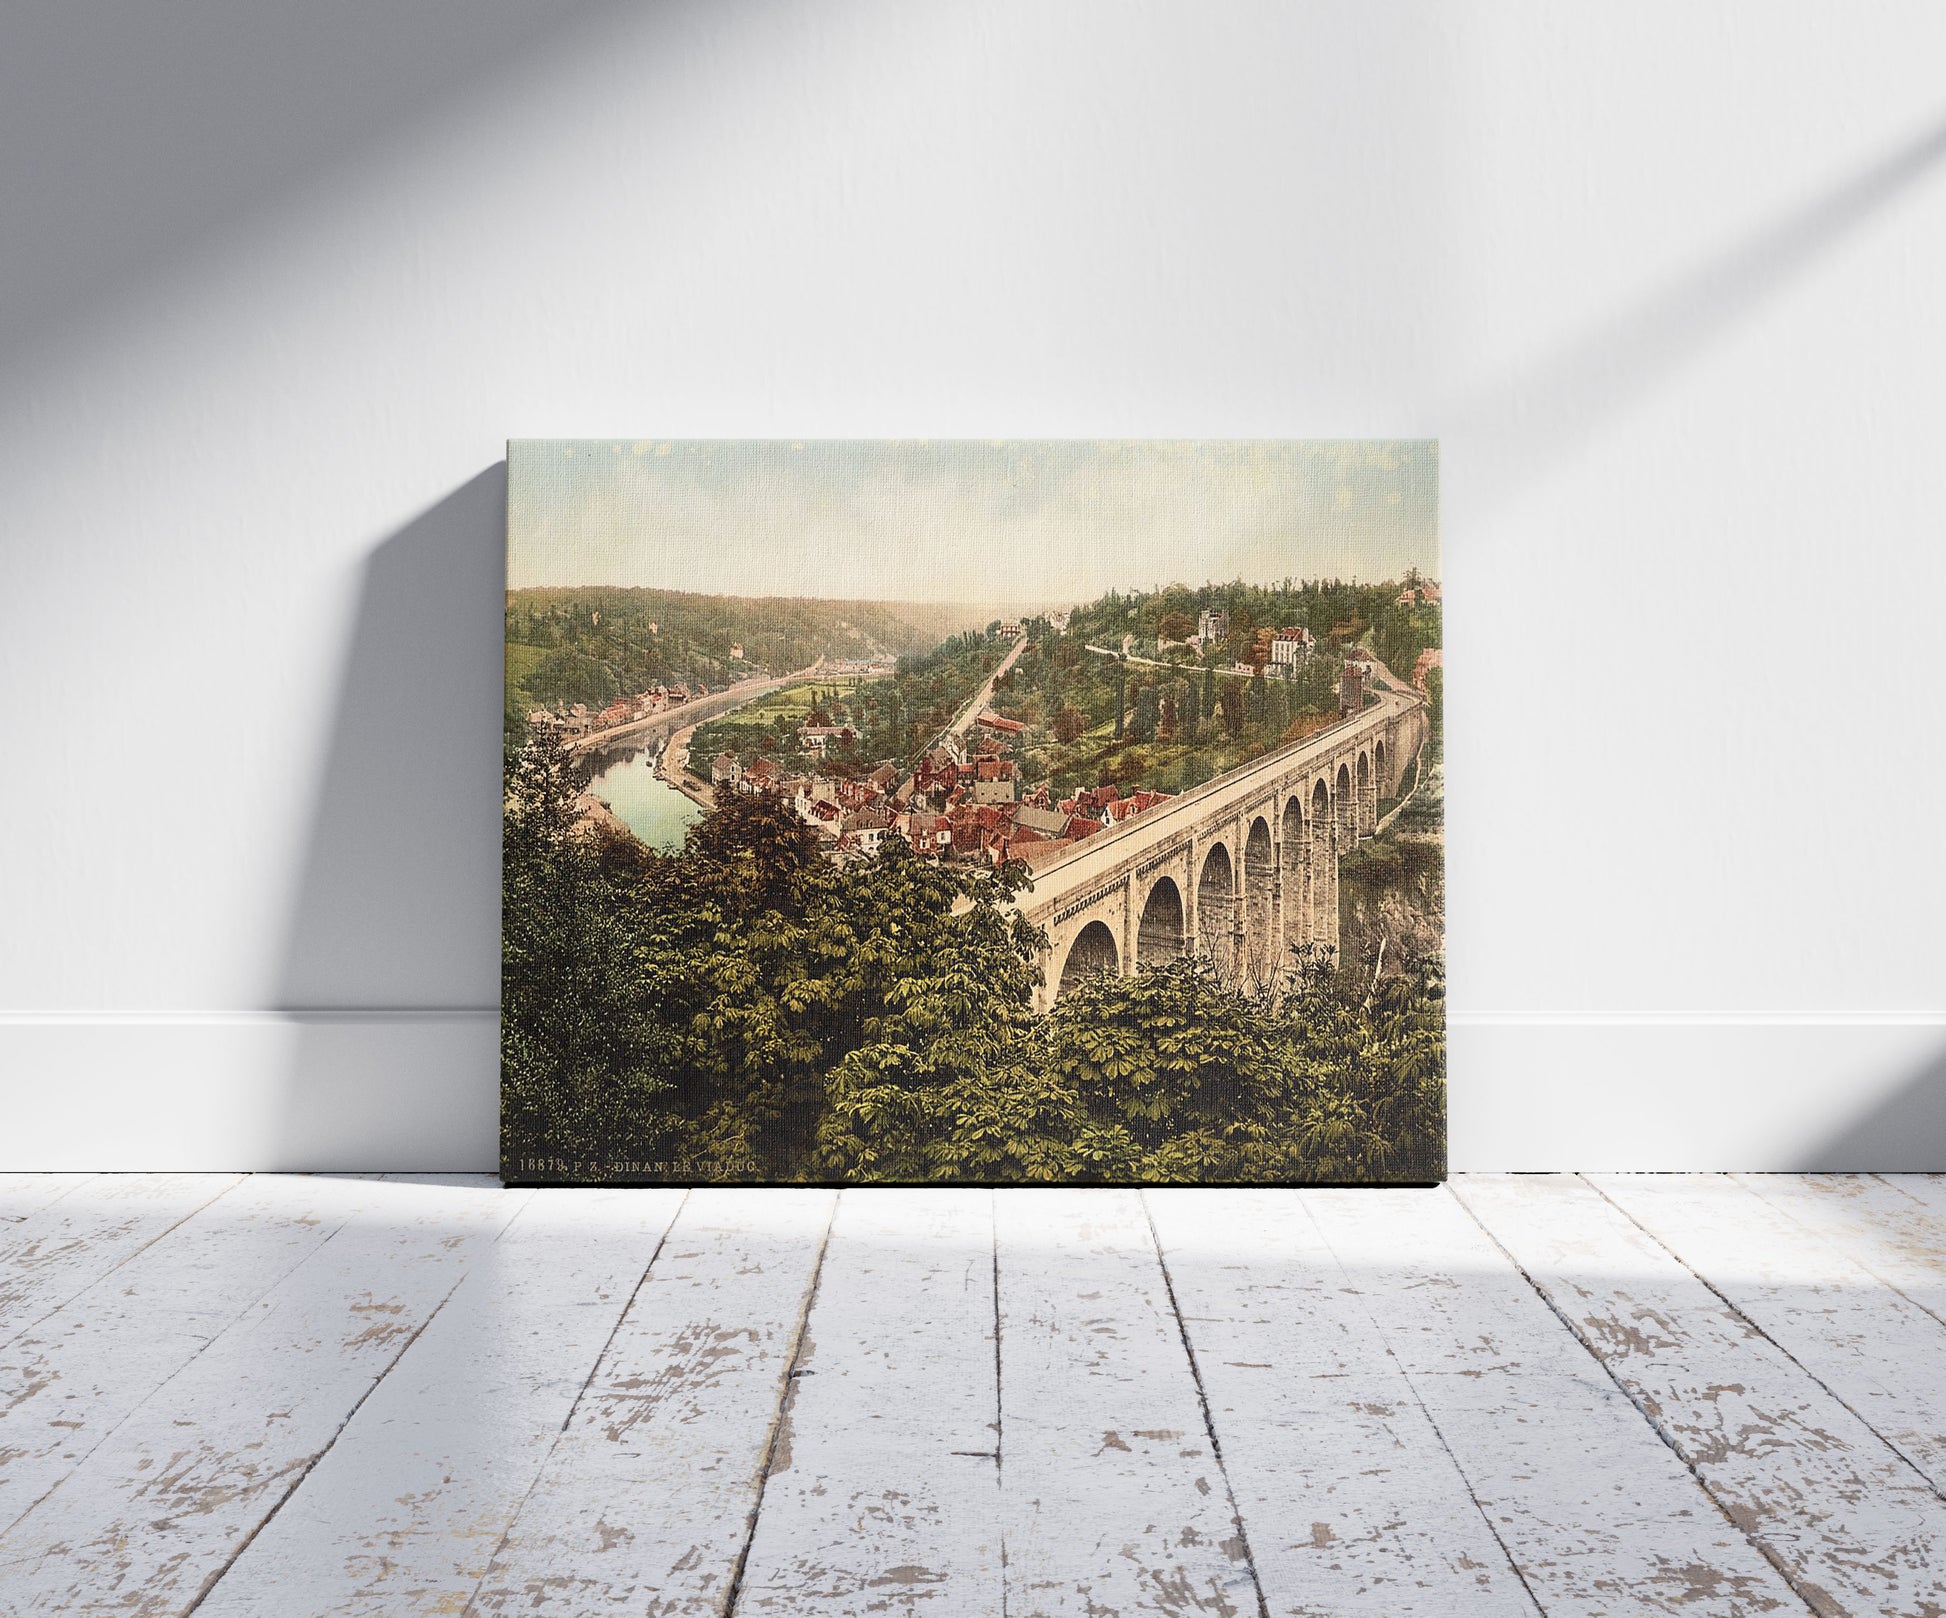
top-left (1016, 682), bottom-right (1430, 1008)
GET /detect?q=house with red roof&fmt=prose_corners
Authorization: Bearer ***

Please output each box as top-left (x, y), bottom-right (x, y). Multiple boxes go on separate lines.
top-left (900, 810), bottom-right (953, 858)
top-left (1012, 837), bottom-right (1078, 871)
top-left (969, 757), bottom-right (1018, 805)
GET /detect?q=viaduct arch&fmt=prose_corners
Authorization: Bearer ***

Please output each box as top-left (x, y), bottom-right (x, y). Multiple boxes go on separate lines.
top-left (1055, 918), bottom-right (1121, 995)
top-left (1018, 676), bottom-right (1429, 1008)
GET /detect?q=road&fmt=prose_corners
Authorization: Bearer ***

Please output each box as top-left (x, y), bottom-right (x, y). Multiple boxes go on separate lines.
top-left (1084, 643), bottom-right (1256, 679)
top-left (948, 634), bottom-right (1030, 740)
top-left (894, 633), bottom-right (1030, 799)
top-left (570, 662), bottom-right (823, 758)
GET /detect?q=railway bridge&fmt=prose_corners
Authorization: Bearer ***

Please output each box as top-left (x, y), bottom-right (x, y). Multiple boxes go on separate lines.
top-left (1016, 682), bottom-right (1429, 1007)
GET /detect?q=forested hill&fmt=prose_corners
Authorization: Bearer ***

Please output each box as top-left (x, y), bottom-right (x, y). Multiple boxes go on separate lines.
top-left (505, 588), bottom-right (995, 739)
top-left (1056, 574), bottom-right (1440, 679)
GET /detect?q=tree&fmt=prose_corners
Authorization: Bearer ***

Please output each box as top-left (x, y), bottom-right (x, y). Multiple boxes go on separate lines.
top-left (532, 648), bottom-right (620, 713)
top-left (501, 727), bottom-right (677, 1177)
top-left (1217, 682), bottom-right (1244, 738)
top-left (1181, 678), bottom-right (1200, 744)
top-left (1114, 658), bottom-right (1127, 740)
top-left (1158, 691), bottom-right (1178, 741)
top-left (1268, 677), bottom-right (1292, 739)
top-left (1156, 609), bottom-right (1195, 644)
top-left (1129, 684), bottom-right (1158, 745)
top-left (1053, 703), bottom-right (1085, 744)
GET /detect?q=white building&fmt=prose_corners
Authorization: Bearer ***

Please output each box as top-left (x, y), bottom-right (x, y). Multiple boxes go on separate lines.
top-left (841, 806), bottom-right (896, 854)
top-left (1270, 626), bottom-right (1314, 667)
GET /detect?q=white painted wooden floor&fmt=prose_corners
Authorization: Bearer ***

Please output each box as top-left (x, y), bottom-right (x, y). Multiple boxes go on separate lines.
top-left (2, 1176), bottom-right (1944, 1616)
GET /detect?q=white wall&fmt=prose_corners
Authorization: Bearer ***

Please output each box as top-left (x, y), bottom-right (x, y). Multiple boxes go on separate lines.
top-left (5, 1), bottom-right (1943, 1170)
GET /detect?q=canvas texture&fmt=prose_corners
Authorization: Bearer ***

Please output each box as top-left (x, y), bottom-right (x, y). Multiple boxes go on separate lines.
top-left (502, 441), bottom-right (1444, 1185)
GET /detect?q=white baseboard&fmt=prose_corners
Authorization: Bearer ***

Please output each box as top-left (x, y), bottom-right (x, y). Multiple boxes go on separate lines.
top-left (0, 1012), bottom-right (499, 1172)
top-left (1, 1012), bottom-right (1941, 1172)
top-left (1449, 1013), bottom-right (1946, 1172)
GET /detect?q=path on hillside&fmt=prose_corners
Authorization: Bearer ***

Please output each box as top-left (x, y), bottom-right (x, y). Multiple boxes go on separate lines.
top-left (894, 633), bottom-right (1030, 800)
top-left (1085, 643), bottom-right (1257, 678)
top-left (947, 634), bottom-right (1030, 741)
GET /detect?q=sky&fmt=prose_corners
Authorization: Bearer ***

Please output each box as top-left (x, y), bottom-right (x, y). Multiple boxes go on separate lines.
top-left (507, 440), bottom-right (1439, 606)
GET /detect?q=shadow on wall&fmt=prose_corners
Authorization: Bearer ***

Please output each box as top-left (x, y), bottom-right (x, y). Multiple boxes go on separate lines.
top-left (1795, 1048), bottom-right (1946, 1173)
top-left (273, 466), bottom-right (507, 1172)
top-left (1448, 110), bottom-right (1946, 517)
top-left (0, 1), bottom-right (642, 377)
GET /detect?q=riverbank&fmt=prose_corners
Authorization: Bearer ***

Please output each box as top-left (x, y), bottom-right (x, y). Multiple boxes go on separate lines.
top-left (573, 789), bottom-right (631, 840)
top-left (656, 721), bottom-right (717, 809)
top-left (570, 663), bottom-right (820, 758)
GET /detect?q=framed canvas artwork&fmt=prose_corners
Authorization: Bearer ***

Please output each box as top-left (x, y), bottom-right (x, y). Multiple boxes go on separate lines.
top-left (502, 441), bottom-right (1444, 1185)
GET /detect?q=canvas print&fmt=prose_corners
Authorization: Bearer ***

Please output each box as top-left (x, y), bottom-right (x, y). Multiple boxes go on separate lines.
top-left (503, 441), bottom-right (1444, 1185)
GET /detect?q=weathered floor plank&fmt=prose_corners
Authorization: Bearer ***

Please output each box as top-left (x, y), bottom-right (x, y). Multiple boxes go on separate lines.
top-left (732, 1188), bottom-right (1003, 1615)
top-left (1457, 1173), bottom-right (1946, 1617)
top-left (191, 1186), bottom-right (687, 1617)
top-left (1594, 1173), bottom-right (1946, 1499)
top-left (996, 1187), bottom-right (1260, 1618)
top-left (1146, 1188), bottom-right (1538, 1616)
top-left (0, 1174), bottom-right (95, 1223)
top-left (0, 1174), bottom-right (409, 1536)
top-left (0, 1173), bottom-right (244, 1347)
top-left (465, 1187), bottom-right (837, 1617)
top-left (1306, 1186), bottom-right (1806, 1616)
top-left (1878, 1175), bottom-right (1946, 1219)
top-left (6, 1175), bottom-right (1941, 1616)
top-left (1734, 1175), bottom-right (1946, 1324)
top-left (0, 1175), bottom-right (527, 1615)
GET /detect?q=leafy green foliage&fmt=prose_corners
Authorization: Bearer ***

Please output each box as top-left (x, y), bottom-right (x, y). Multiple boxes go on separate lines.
top-left (501, 729), bottom-right (677, 1174)
top-left (1217, 682), bottom-right (1244, 738)
top-left (504, 728), bottom-right (1444, 1183)
top-left (1017, 947), bottom-right (1441, 1184)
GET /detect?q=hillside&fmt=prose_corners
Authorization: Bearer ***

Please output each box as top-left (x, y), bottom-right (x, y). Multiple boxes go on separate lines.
top-left (985, 573), bottom-right (1439, 797)
top-left (504, 588), bottom-right (998, 746)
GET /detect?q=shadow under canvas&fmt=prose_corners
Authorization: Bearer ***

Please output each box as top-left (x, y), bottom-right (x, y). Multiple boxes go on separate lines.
top-left (271, 465), bottom-right (507, 1171)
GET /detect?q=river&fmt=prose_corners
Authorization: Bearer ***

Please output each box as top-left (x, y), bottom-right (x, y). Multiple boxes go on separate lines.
top-left (583, 745), bottom-right (704, 852)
